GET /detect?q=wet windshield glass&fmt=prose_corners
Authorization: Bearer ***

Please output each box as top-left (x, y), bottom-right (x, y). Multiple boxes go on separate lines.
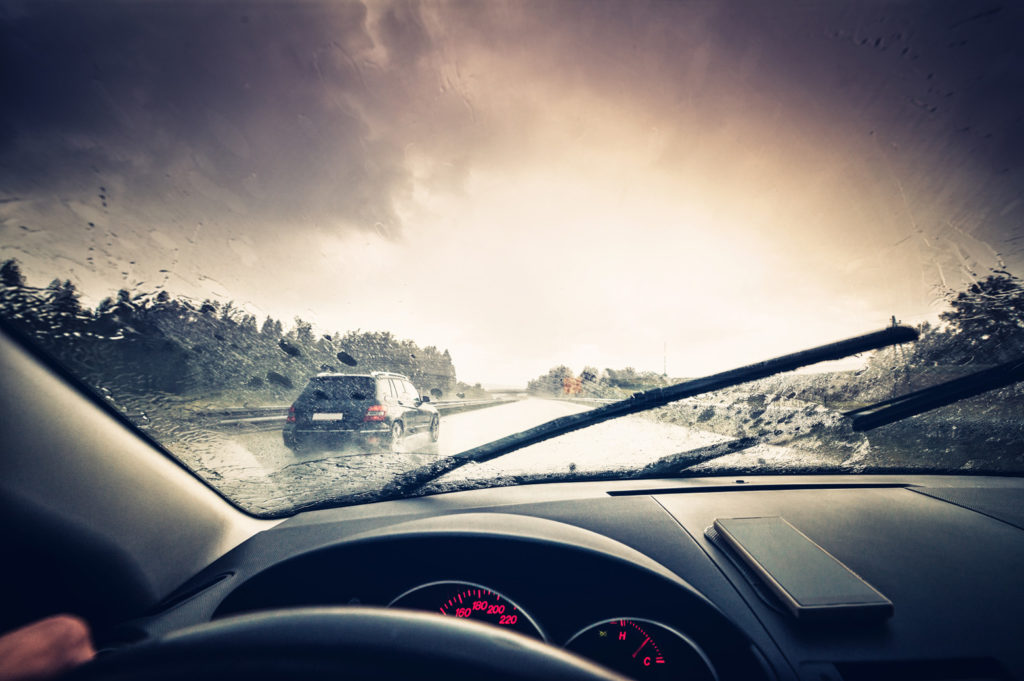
top-left (300, 376), bottom-right (375, 403)
top-left (1, 1), bottom-right (1022, 516)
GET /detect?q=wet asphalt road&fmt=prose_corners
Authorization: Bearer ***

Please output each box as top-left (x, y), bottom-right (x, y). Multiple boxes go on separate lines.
top-left (185, 398), bottom-right (834, 514)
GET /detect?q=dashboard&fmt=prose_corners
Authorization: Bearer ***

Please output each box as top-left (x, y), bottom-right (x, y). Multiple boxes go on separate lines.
top-left (113, 474), bottom-right (1024, 681)
top-left (207, 514), bottom-right (751, 680)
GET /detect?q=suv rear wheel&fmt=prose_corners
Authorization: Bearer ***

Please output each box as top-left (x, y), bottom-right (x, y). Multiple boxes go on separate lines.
top-left (387, 420), bottom-right (404, 451)
top-left (284, 431), bottom-right (303, 452)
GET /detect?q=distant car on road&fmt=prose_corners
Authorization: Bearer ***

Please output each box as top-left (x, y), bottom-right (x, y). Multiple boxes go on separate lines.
top-left (283, 372), bottom-right (439, 451)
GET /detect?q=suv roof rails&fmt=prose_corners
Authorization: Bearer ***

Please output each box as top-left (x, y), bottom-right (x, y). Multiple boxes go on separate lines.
top-left (371, 371), bottom-right (410, 379)
top-left (312, 371), bottom-right (411, 379)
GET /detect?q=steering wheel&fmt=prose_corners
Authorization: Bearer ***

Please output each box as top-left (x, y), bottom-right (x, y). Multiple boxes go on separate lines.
top-left (71, 607), bottom-right (629, 681)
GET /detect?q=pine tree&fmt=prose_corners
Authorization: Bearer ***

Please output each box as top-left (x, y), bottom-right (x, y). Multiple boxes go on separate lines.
top-left (0, 259), bottom-right (26, 288)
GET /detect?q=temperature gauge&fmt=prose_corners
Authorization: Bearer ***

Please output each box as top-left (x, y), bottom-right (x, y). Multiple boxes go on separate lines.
top-left (564, 618), bottom-right (716, 680)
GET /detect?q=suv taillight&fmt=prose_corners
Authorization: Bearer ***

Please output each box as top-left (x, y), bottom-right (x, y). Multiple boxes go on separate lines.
top-left (286, 405), bottom-right (296, 423)
top-left (363, 404), bottom-right (387, 422)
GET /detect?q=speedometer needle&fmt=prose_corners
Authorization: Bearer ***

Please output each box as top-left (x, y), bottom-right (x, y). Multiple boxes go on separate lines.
top-left (632, 636), bottom-right (650, 658)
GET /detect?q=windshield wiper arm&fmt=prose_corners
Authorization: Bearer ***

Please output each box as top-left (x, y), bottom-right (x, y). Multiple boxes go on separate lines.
top-left (377, 325), bottom-right (917, 500)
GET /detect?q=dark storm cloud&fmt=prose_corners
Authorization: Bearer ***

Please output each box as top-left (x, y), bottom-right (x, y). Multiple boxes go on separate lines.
top-left (492, 0), bottom-right (1024, 260)
top-left (0, 0), bottom-right (435, 234)
top-left (2, 0), bottom-right (1022, 256)
top-left (464, 0), bottom-right (1024, 172)
top-left (695, 2), bottom-right (1024, 191)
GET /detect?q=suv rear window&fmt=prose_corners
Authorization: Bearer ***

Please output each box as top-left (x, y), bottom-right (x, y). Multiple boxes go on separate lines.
top-left (300, 376), bottom-right (376, 402)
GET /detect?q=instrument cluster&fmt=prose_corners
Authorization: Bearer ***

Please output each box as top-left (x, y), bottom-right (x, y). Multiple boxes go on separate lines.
top-left (389, 580), bottom-right (717, 680)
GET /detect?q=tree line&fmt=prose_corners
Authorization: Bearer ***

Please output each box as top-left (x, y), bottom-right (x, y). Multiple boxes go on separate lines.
top-left (527, 365), bottom-right (668, 398)
top-left (0, 259), bottom-right (457, 404)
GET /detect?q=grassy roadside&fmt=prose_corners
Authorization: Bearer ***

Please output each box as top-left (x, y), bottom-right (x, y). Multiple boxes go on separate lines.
top-left (635, 367), bottom-right (1024, 472)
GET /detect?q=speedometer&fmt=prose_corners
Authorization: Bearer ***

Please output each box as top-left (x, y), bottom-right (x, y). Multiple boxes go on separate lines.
top-left (388, 580), bottom-right (545, 640)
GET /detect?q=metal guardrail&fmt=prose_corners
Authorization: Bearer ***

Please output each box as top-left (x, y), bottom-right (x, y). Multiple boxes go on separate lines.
top-left (561, 396), bottom-right (618, 405)
top-left (197, 397), bottom-right (520, 431)
top-left (431, 398), bottom-right (517, 415)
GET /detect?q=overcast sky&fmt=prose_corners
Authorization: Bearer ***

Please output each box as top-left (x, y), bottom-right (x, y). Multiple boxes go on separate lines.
top-left (1, 1), bottom-right (1023, 385)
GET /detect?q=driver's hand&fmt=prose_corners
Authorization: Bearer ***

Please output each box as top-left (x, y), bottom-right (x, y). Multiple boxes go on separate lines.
top-left (0, 616), bottom-right (95, 681)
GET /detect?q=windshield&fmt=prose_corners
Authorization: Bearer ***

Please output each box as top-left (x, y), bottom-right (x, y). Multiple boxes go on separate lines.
top-left (1, 1), bottom-right (1022, 517)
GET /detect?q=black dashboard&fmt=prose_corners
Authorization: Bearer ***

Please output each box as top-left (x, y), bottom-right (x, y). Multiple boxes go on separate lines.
top-left (120, 474), bottom-right (1024, 681)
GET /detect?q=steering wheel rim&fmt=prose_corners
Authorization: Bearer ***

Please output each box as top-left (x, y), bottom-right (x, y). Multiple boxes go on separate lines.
top-left (72, 607), bottom-right (629, 681)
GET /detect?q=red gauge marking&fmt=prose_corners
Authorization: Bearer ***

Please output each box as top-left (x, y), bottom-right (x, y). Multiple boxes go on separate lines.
top-left (391, 583), bottom-right (543, 641)
top-left (632, 636), bottom-right (650, 658)
top-left (436, 588), bottom-right (524, 628)
top-left (565, 618), bottom-right (719, 680)
top-left (617, 620), bottom-right (665, 663)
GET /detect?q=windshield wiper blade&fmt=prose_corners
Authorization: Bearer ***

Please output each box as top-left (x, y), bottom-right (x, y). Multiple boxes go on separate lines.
top-left (636, 356), bottom-right (1024, 478)
top-left (377, 325), bottom-right (917, 500)
top-left (634, 437), bottom-right (765, 477)
top-left (844, 357), bottom-right (1024, 431)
